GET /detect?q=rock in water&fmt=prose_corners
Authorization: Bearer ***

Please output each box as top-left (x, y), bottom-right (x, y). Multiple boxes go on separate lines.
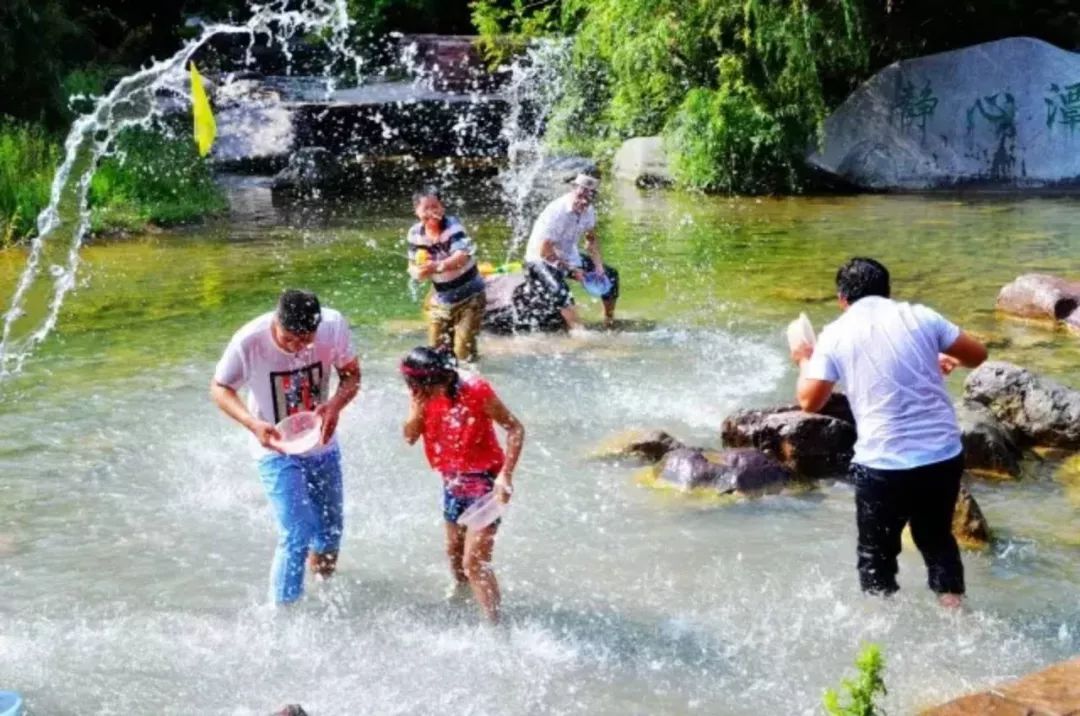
top-left (922, 657), bottom-right (1080, 715)
top-left (481, 273), bottom-right (567, 335)
top-left (654, 447), bottom-right (791, 495)
top-left (964, 361), bottom-right (1080, 449)
top-left (612, 136), bottom-right (674, 188)
top-left (721, 396), bottom-right (856, 478)
top-left (271, 706), bottom-right (308, 716)
top-left (590, 429), bottom-right (685, 463)
top-left (955, 401), bottom-right (1023, 478)
top-left (952, 486), bottom-right (991, 550)
top-left (809, 37), bottom-right (1080, 190)
top-left (996, 273), bottom-right (1080, 330)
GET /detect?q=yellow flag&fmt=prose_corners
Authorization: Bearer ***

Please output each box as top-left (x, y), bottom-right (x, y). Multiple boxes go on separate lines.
top-left (189, 62), bottom-right (216, 157)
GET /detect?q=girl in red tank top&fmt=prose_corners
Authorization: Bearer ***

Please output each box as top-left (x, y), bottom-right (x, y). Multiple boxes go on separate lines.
top-left (401, 347), bottom-right (524, 624)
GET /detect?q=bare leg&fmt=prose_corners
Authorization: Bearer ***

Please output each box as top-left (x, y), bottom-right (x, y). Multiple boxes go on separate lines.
top-left (307, 550), bottom-right (338, 579)
top-left (463, 524), bottom-right (500, 624)
top-left (444, 522), bottom-right (468, 585)
top-left (602, 297), bottom-right (616, 328)
top-left (560, 305), bottom-right (582, 331)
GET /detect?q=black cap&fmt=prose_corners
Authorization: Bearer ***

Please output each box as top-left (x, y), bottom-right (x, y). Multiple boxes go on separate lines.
top-left (276, 289), bottom-right (322, 334)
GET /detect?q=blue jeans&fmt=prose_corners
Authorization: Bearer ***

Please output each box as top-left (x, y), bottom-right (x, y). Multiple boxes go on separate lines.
top-left (257, 447), bottom-right (343, 604)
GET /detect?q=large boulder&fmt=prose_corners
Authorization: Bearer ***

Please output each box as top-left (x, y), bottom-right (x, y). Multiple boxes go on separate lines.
top-left (721, 395), bottom-right (856, 478)
top-left (590, 429), bottom-right (685, 463)
top-left (612, 136), bottom-right (674, 188)
top-left (964, 361), bottom-right (1080, 449)
top-left (653, 447), bottom-right (791, 495)
top-left (955, 401), bottom-right (1023, 478)
top-left (996, 273), bottom-right (1080, 330)
top-left (809, 37), bottom-right (1080, 190)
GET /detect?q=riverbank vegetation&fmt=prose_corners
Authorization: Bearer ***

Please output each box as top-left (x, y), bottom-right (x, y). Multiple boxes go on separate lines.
top-left (473, 0), bottom-right (1080, 193)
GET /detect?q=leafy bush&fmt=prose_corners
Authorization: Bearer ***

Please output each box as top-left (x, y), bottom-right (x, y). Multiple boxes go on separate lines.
top-left (89, 125), bottom-right (227, 230)
top-left (823, 643), bottom-right (888, 716)
top-left (0, 120), bottom-right (60, 244)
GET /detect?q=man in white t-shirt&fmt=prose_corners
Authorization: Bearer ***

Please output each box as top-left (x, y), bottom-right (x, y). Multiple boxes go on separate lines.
top-left (791, 258), bottom-right (987, 607)
top-left (211, 289), bottom-right (361, 604)
top-left (523, 174), bottom-right (620, 329)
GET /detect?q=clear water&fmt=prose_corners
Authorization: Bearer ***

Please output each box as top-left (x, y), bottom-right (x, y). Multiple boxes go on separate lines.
top-left (2, 183), bottom-right (1079, 715)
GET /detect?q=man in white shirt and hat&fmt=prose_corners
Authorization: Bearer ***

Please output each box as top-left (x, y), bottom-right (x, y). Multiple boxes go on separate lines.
top-left (523, 173), bottom-right (620, 329)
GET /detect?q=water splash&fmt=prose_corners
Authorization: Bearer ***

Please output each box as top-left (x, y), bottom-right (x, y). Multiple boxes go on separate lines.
top-left (0, 0), bottom-right (358, 379)
top-left (497, 39), bottom-right (571, 261)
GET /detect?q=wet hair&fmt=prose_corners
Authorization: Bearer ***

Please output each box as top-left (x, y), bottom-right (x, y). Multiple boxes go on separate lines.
top-left (836, 257), bottom-right (891, 304)
top-left (400, 346), bottom-right (459, 398)
top-left (276, 289), bottom-right (322, 334)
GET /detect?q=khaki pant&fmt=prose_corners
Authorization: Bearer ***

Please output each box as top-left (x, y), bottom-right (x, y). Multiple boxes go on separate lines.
top-left (427, 290), bottom-right (485, 362)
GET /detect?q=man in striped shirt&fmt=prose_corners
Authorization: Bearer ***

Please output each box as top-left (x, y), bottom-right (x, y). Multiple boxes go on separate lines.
top-left (407, 187), bottom-right (487, 361)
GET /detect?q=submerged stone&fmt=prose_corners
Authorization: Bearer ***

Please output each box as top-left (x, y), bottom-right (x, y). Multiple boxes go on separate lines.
top-left (964, 361), bottom-right (1080, 449)
top-left (590, 429), bottom-right (685, 464)
top-left (997, 273), bottom-right (1080, 331)
top-left (653, 447), bottom-right (791, 495)
top-left (809, 37), bottom-right (1080, 190)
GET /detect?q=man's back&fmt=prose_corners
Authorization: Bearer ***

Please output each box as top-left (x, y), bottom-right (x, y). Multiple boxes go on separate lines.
top-left (808, 296), bottom-right (961, 470)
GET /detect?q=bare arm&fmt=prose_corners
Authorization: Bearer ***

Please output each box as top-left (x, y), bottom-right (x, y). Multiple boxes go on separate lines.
top-left (942, 331), bottom-right (988, 368)
top-left (316, 357), bottom-right (361, 443)
top-left (485, 393), bottom-right (524, 503)
top-left (796, 375), bottom-right (836, 413)
top-left (403, 393), bottom-right (425, 445)
top-left (210, 380), bottom-right (282, 451)
top-left (790, 342), bottom-right (835, 413)
top-left (584, 229), bottom-right (603, 271)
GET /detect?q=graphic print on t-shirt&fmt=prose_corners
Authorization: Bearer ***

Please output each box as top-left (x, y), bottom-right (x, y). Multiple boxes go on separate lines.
top-left (269, 361), bottom-right (326, 423)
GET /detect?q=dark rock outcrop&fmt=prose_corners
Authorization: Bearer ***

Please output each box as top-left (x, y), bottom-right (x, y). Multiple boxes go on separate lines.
top-left (996, 273), bottom-right (1080, 330)
top-left (964, 361), bottom-right (1080, 449)
top-left (271, 146), bottom-right (346, 196)
top-left (721, 395), bottom-right (856, 478)
top-left (955, 401), bottom-right (1023, 478)
top-left (653, 447), bottom-right (791, 495)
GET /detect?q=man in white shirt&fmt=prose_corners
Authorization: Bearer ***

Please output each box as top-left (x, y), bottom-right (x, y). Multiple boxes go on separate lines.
top-left (792, 258), bottom-right (987, 607)
top-left (523, 174), bottom-right (620, 329)
top-left (211, 289), bottom-right (361, 604)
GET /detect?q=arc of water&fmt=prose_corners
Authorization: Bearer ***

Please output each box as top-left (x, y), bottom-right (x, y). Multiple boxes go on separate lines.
top-left (497, 39), bottom-right (571, 262)
top-left (0, 0), bottom-right (357, 379)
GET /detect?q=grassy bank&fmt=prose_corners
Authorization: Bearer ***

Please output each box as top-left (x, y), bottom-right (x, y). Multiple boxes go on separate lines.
top-left (1, 119), bottom-right (227, 246)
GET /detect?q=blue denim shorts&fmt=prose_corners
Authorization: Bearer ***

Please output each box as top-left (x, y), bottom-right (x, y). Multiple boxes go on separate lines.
top-left (442, 472), bottom-right (498, 527)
